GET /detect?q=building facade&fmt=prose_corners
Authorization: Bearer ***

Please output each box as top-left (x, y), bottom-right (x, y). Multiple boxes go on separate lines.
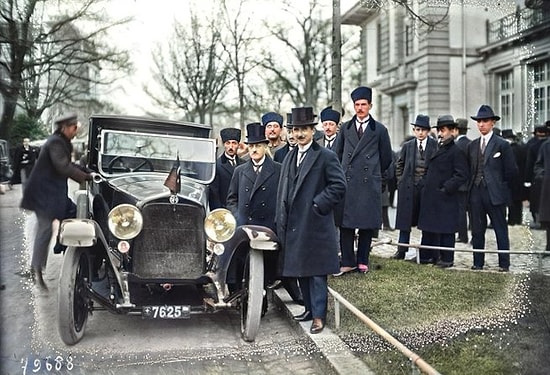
top-left (342, 0), bottom-right (550, 146)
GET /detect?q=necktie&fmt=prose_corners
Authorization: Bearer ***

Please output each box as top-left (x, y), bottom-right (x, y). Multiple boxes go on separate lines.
top-left (481, 137), bottom-right (486, 155)
top-left (253, 163), bottom-right (262, 174)
top-left (297, 151), bottom-right (307, 167)
top-left (325, 138), bottom-right (333, 148)
top-left (228, 158), bottom-right (235, 167)
top-left (419, 142), bottom-right (424, 157)
top-left (357, 122), bottom-right (364, 138)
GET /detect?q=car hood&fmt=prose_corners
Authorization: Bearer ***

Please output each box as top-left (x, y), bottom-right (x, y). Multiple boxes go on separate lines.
top-left (107, 174), bottom-right (207, 207)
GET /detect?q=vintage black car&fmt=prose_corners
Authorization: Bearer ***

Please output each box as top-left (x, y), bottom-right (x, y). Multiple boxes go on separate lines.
top-left (57, 115), bottom-right (278, 345)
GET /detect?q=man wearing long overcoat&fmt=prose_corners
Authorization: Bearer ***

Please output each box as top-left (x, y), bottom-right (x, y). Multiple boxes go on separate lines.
top-left (417, 115), bottom-right (469, 266)
top-left (534, 137), bottom-right (550, 253)
top-left (276, 107), bottom-right (346, 334)
top-left (332, 86), bottom-right (393, 274)
top-left (393, 115), bottom-right (437, 259)
top-left (20, 113), bottom-right (91, 289)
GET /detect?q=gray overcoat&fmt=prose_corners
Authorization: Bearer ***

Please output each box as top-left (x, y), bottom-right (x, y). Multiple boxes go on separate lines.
top-left (332, 115), bottom-right (393, 229)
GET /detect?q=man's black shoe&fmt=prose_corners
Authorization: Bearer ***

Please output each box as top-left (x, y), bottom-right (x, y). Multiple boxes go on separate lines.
top-left (293, 311), bottom-right (312, 322)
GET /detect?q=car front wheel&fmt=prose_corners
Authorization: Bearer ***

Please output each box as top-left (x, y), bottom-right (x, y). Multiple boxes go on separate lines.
top-left (240, 249), bottom-right (264, 342)
top-left (58, 247), bottom-right (91, 345)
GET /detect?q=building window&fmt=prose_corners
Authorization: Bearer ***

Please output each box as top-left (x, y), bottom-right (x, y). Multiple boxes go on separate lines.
top-left (498, 71), bottom-right (513, 129)
top-left (405, 25), bottom-right (413, 57)
top-left (533, 61), bottom-right (550, 125)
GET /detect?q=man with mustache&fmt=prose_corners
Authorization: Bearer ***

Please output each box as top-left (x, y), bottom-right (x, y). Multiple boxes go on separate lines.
top-left (262, 112), bottom-right (286, 155)
top-left (332, 86), bottom-right (393, 275)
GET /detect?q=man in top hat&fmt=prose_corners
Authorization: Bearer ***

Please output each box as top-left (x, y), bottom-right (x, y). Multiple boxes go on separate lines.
top-left (262, 111), bottom-right (286, 155)
top-left (320, 106), bottom-right (341, 150)
top-left (209, 127), bottom-right (243, 210)
top-left (226, 123), bottom-right (302, 309)
top-left (467, 105), bottom-right (518, 272)
top-left (393, 114), bottom-right (438, 260)
top-left (452, 118), bottom-right (472, 243)
top-left (274, 113), bottom-right (297, 163)
top-left (524, 125), bottom-right (548, 229)
top-left (21, 113), bottom-right (92, 289)
top-left (332, 86), bottom-right (393, 275)
top-left (276, 106), bottom-right (346, 334)
top-left (417, 115), bottom-right (469, 267)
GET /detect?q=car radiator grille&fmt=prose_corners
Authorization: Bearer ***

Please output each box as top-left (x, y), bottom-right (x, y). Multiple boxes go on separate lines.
top-left (132, 203), bottom-right (206, 279)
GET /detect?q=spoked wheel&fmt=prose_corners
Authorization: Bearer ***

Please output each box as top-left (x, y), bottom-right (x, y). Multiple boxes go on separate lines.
top-left (58, 247), bottom-right (91, 345)
top-left (240, 249), bottom-right (264, 342)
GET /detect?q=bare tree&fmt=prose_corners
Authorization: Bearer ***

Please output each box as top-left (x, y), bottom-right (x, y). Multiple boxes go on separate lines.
top-left (147, 13), bottom-right (233, 124)
top-left (0, 0), bottom-right (132, 139)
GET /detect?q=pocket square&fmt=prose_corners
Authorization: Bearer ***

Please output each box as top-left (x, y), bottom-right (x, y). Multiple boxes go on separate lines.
top-left (493, 152), bottom-right (501, 158)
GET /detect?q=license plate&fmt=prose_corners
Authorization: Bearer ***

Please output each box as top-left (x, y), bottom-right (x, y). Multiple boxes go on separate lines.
top-left (142, 305), bottom-right (190, 319)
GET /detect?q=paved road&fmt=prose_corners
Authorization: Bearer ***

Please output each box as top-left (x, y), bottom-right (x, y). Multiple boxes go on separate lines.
top-left (0, 185), bottom-right (331, 375)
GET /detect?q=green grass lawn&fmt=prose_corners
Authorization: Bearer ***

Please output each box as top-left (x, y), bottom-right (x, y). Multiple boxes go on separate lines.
top-left (327, 256), bottom-right (533, 375)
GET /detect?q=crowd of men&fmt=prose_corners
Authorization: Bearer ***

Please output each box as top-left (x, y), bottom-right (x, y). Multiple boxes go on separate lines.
top-left (211, 85), bottom-right (550, 334)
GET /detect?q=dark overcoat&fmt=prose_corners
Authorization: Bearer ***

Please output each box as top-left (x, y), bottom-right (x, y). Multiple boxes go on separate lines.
top-left (226, 156), bottom-right (281, 231)
top-left (274, 143), bottom-right (292, 163)
top-left (20, 132), bottom-right (89, 219)
top-left (417, 139), bottom-right (469, 233)
top-left (209, 153), bottom-right (243, 209)
top-left (276, 142), bottom-right (346, 278)
top-left (467, 135), bottom-right (518, 206)
top-left (534, 139), bottom-right (550, 223)
top-left (332, 115), bottom-right (393, 229)
top-left (394, 136), bottom-right (437, 230)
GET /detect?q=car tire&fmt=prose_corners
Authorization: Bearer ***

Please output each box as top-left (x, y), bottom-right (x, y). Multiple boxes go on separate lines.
top-left (240, 249), bottom-right (264, 342)
top-left (57, 247), bottom-right (91, 345)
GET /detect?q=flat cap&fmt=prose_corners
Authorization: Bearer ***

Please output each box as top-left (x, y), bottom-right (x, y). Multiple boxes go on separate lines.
top-left (54, 113), bottom-right (78, 126)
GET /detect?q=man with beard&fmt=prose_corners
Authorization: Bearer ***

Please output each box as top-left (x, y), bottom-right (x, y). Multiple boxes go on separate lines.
top-left (209, 127), bottom-right (243, 210)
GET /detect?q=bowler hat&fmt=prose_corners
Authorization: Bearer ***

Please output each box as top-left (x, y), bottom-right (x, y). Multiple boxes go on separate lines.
top-left (410, 114), bottom-right (430, 129)
top-left (320, 106), bottom-right (341, 124)
top-left (434, 114), bottom-right (457, 128)
top-left (456, 118), bottom-right (469, 130)
top-left (501, 129), bottom-right (515, 139)
top-left (54, 113), bottom-right (78, 126)
top-left (350, 86), bottom-right (372, 103)
top-left (245, 122), bottom-right (269, 144)
top-left (261, 112), bottom-right (283, 127)
top-left (471, 105), bottom-right (501, 121)
top-left (288, 107), bottom-right (318, 127)
top-left (220, 128), bottom-right (241, 143)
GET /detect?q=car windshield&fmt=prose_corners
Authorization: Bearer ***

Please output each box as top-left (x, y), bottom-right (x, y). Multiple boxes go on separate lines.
top-left (99, 130), bottom-right (216, 183)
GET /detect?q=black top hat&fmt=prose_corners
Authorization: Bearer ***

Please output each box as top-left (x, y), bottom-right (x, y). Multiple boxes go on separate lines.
top-left (261, 112), bottom-right (283, 126)
top-left (434, 114), bottom-right (457, 128)
top-left (456, 118), bottom-right (469, 130)
top-left (288, 107), bottom-right (318, 127)
top-left (471, 105), bottom-right (501, 121)
top-left (501, 129), bottom-right (515, 139)
top-left (285, 113), bottom-right (292, 128)
top-left (220, 128), bottom-right (241, 143)
top-left (410, 114), bottom-right (430, 129)
top-left (320, 106), bottom-right (341, 124)
top-left (245, 122), bottom-right (269, 144)
top-left (350, 86), bottom-right (372, 102)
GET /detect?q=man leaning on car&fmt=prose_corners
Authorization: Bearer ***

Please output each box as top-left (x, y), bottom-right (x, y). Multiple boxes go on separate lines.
top-left (20, 113), bottom-right (93, 290)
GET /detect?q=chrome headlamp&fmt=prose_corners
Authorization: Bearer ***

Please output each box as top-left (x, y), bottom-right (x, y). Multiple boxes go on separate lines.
top-left (108, 204), bottom-right (143, 240)
top-left (204, 208), bottom-right (236, 243)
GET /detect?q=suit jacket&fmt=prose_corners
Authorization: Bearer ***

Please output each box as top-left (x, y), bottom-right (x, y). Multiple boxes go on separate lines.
top-left (332, 115), bottom-right (393, 229)
top-left (20, 132), bottom-right (89, 219)
top-left (467, 134), bottom-right (518, 206)
top-left (394, 136), bottom-right (437, 230)
top-left (226, 157), bottom-right (281, 231)
top-left (276, 142), bottom-right (346, 277)
top-left (534, 139), bottom-right (550, 223)
top-left (208, 153), bottom-right (243, 209)
top-left (417, 139), bottom-right (469, 233)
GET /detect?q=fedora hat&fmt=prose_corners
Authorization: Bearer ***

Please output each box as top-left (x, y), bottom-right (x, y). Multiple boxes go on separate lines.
top-left (456, 118), bottom-right (469, 130)
top-left (288, 107), bottom-right (318, 127)
top-left (434, 114), bottom-right (457, 128)
top-left (471, 105), bottom-right (501, 121)
top-left (410, 114), bottom-right (430, 129)
top-left (245, 122), bottom-right (268, 144)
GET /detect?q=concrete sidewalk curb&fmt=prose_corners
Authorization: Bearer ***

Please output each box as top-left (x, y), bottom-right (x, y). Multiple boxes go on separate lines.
top-left (271, 288), bottom-right (376, 375)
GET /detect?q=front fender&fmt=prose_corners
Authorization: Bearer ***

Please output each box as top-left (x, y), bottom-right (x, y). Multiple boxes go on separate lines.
top-left (215, 225), bottom-right (279, 285)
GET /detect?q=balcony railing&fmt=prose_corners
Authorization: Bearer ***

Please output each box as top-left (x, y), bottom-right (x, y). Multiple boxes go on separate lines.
top-left (487, 6), bottom-right (550, 44)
